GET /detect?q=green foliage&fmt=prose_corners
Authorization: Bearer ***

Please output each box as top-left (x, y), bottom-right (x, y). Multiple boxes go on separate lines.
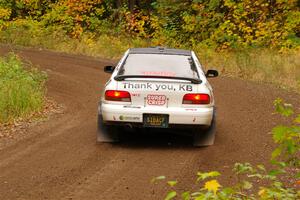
top-left (153, 99), bottom-right (300, 199)
top-left (0, 1), bottom-right (300, 95)
top-left (167, 181), bottom-right (178, 187)
top-left (164, 191), bottom-right (177, 200)
top-left (0, 0), bottom-right (300, 49)
top-left (272, 98), bottom-right (300, 166)
top-left (196, 171), bottom-right (221, 182)
top-left (0, 53), bottom-right (47, 123)
top-left (274, 98), bottom-right (294, 117)
top-left (152, 175), bottom-right (166, 183)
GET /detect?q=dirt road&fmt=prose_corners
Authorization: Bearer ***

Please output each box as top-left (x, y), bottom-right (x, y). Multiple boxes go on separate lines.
top-left (0, 46), bottom-right (299, 200)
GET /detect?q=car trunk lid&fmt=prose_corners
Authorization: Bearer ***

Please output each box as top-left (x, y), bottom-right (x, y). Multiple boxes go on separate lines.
top-left (117, 79), bottom-right (199, 107)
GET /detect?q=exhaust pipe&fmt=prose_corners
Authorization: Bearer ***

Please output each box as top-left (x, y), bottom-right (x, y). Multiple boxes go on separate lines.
top-left (125, 123), bottom-right (133, 129)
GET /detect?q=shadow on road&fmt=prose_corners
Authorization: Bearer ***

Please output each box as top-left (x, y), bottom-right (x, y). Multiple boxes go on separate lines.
top-left (110, 129), bottom-right (208, 149)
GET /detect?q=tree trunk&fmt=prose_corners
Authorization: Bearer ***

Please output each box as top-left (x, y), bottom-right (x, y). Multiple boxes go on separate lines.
top-left (10, 0), bottom-right (17, 19)
top-left (128, 0), bottom-right (137, 12)
top-left (116, 0), bottom-right (122, 8)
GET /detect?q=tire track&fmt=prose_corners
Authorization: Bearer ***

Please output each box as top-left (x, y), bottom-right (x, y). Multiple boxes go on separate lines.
top-left (0, 46), bottom-right (299, 200)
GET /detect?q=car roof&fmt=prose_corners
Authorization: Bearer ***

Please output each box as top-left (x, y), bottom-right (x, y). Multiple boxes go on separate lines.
top-left (128, 47), bottom-right (192, 56)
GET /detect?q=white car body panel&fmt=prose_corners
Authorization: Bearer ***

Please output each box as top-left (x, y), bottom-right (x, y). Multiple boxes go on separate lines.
top-left (99, 48), bottom-right (215, 128)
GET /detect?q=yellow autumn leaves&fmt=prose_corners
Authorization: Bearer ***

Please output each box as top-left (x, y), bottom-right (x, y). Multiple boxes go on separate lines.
top-left (178, 0), bottom-right (300, 49)
top-left (0, 8), bottom-right (11, 20)
top-left (1, 0), bottom-right (299, 49)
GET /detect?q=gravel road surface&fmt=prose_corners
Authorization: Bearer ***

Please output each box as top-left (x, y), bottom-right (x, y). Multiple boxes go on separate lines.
top-left (0, 46), bottom-right (299, 200)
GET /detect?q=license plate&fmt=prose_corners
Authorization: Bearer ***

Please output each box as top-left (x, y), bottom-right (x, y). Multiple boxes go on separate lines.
top-left (143, 114), bottom-right (169, 128)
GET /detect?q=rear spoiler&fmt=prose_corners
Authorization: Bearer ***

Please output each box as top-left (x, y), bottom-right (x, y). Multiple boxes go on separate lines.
top-left (114, 75), bottom-right (202, 84)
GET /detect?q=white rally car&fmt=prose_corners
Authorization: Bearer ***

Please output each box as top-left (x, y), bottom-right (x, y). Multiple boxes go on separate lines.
top-left (98, 47), bottom-right (218, 146)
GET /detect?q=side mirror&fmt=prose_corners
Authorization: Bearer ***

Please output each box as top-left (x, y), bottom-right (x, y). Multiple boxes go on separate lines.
top-left (104, 65), bottom-right (115, 73)
top-left (206, 69), bottom-right (219, 78)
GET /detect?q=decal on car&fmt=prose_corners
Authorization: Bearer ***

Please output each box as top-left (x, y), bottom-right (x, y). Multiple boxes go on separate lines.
top-left (123, 83), bottom-right (152, 89)
top-left (141, 71), bottom-right (176, 76)
top-left (122, 83), bottom-right (193, 92)
top-left (147, 95), bottom-right (166, 106)
top-left (185, 108), bottom-right (198, 111)
top-left (119, 115), bottom-right (140, 121)
top-left (131, 93), bottom-right (141, 97)
top-left (123, 105), bottom-right (141, 109)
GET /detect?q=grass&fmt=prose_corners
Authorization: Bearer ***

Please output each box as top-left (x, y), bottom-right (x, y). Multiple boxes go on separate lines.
top-left (196, 48), bottom-right (300, 92)
top-left (0, 53), bottom-right (47, 123)
top-left (0, 20), bottom-right (299, 92)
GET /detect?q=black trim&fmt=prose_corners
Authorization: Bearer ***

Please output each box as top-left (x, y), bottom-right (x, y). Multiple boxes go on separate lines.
top-left (104, 121), bottom-right (209, 131)
top-left (114, 75), bottom-right (202, 84)
top-left (129, 47), bottom-right (191, 56)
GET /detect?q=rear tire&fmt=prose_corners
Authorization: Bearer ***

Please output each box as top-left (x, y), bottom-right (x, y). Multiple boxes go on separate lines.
top-left (97, 114), bottom-right (119, 143)
top-left (193, 111), bottom-right (216, 147)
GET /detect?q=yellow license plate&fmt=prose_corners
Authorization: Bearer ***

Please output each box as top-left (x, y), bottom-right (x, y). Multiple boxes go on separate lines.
top-left (143, 114), bottom-right (169, 128)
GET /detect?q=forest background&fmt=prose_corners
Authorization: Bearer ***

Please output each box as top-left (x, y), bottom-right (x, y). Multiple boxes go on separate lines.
top-left (0, 0), bottom-right (300, 91)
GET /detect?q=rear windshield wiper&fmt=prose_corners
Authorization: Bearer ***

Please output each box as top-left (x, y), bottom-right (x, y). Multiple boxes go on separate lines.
top-left (114, 75), bottom-right (202, 84)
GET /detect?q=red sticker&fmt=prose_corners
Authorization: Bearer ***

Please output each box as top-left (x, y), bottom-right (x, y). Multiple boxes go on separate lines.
top-left (141, 71), bottom-right (176, 76)
top-left (147, 95), bottom-right (166, 106)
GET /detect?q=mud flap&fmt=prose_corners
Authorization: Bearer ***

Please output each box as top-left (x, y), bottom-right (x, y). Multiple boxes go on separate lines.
top-left (97, 115), bottom-right (119, 143)
top-left (193, 111), bottom-right (216, 147)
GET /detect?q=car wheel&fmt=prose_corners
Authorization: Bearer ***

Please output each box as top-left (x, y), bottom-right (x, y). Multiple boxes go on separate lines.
top-left (193, 111), bottom-right (216, 147)
top-left (97, 114), bottom-right (119, 143)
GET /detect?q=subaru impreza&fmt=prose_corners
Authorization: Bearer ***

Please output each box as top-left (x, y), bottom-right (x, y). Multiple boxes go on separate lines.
top-left (98, 47), bottom-right (218, 146)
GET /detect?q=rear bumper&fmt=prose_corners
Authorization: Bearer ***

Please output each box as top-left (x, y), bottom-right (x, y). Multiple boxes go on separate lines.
top-left (99, 102), bottom-right (214, 126)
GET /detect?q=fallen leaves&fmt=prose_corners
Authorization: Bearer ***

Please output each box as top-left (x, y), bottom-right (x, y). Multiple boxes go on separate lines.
top-left (0, 98), bottom-right (63, 139)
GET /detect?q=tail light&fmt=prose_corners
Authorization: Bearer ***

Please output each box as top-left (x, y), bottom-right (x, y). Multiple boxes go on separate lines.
top-left (105, 90), bottom-right (131, 102)
top-left (182, 93), bottom-right (210, 104)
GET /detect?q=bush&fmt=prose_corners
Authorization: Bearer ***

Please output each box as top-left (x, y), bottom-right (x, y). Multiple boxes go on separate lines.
top-left (0, 53), bottom-right (47, 123)
top-left (153, 99), bottom-right (300, 200)
top-left (1, 0), bottom-right (300, 49)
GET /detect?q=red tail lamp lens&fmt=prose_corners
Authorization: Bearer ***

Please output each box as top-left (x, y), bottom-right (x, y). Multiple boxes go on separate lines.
top-left (183, 93), bottom-right (210, 104)
top-left (105, 90), bottom-right (131, 102)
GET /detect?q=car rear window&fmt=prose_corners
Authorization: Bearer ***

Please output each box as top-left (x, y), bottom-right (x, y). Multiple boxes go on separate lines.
top-left (118, 54), bottom-right (199, 79)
